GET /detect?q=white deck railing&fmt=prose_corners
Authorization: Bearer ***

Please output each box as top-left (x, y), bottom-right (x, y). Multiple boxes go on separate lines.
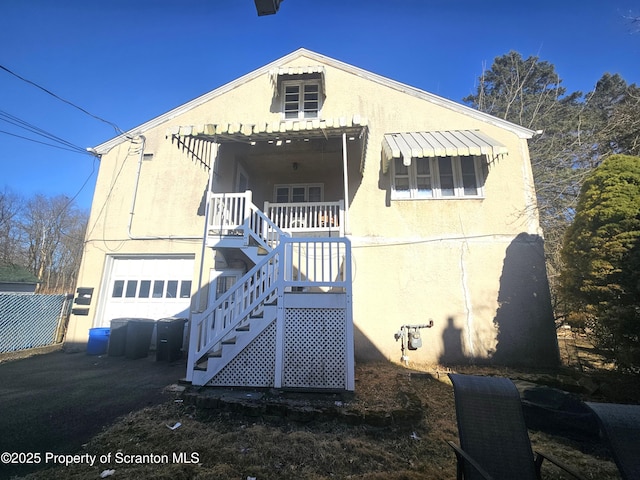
top-left (207, 192), bottom-right (287, 248)
top-left (264, 200), bottom-right (344, 236)
top-left (208, 191), bottom-right (251, 235)
top-left (282, 238), bottom-right (351, 289)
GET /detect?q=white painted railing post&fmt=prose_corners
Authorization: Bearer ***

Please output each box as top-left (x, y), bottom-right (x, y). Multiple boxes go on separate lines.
top-left (343, 238), bottom-right (354, 390)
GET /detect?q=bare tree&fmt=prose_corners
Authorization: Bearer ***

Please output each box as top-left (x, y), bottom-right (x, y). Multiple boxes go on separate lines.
top-left (1, 190), bottom-right (87, 293)
top-left (20, 194), bottom-right (88, 293)
top-left (0, 188), bottom-right (24, 265)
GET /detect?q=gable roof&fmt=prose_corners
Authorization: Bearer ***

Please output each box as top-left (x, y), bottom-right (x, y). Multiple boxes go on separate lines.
top-left (94, 48), bottom-right (536, 155)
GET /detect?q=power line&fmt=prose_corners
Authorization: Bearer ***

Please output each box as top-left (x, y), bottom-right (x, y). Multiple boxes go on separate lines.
top-left (0, 129), bottom-right (90, 155)
top-left (0, 109), bottom-right (89, 154)
top-left (0, 63), bottom-right (125, 135)
top-left (55, 155), bottom-right (98, 243)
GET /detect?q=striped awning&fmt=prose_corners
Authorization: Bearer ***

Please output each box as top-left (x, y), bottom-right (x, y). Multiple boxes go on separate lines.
top-left (382, 130), bottom-right (507, 172)
top-left (167, 115), bottom-right (368, 144)
top-left (269, 65), bottom-right (325, 78)
top-left (269, 65), bottom-right (326, 93)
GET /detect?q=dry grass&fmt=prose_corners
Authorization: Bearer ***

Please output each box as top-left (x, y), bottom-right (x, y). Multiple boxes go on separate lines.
top-left (20, 337), bottom-right (633, 480)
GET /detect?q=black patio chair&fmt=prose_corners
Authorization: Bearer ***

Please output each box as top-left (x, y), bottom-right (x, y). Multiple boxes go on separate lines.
top-left (586, 402), bottom-right (640, 480)
top-left (447, 373), bottom-right (586, 480)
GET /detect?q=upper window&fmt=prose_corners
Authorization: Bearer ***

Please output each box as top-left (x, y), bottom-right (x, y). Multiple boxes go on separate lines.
top-left (274, 184), bottom-right (323, 203)
top-left (282, 80), bottom-right (321, 120)
top-left (391, 155), bottom-right (486, 200)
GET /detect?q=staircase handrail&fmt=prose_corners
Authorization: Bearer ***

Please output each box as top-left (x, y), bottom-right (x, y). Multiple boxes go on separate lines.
top-left (187, 237), bottom-right (352, 382)
top-left (189, 245), bottom-right (281, 366)
top-left (244, 201), bottom-right (289, 250)
top-left (196, 193), bottom-right (286, 332)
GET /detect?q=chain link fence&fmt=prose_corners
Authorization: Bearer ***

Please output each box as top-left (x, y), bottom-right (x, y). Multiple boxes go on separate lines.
top-left (0, 294), bottom-right (72, 353)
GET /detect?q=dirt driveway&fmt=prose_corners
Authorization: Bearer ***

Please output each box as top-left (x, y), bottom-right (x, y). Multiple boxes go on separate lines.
top-left (0, 347), bottom-right (185, 479)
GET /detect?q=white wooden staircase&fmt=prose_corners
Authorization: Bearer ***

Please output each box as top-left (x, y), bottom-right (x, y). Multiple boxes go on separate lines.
top-left (186, 192), bottom-right (354, 390)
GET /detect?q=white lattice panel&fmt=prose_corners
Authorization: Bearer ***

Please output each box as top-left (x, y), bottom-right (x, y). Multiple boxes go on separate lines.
top-left (283, 307), bottom-right (346, 389)
top-left (208, 321), bottom-right (277, 387)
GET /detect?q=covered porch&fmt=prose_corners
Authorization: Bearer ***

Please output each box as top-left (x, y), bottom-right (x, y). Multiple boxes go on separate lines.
top-left (167, 115), bottom-right (368, 239)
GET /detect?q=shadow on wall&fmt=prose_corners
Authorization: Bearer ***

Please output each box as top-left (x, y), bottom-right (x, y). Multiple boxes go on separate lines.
top-left (353, 323), bottom-right (388, 363)
top-left (438, 233), bottom-right (559, 367)
top-left (492, 233), bottom-right (559, 367)
top-left (439, 316), bottom-right (468, 365)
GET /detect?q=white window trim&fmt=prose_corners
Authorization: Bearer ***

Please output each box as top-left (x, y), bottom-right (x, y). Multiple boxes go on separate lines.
top-left (274, 183), bottom-right (324, 203)
top-left (391, 155), bottom-right (486, 200)
top-left (281, 79), bottom-right (322, 120)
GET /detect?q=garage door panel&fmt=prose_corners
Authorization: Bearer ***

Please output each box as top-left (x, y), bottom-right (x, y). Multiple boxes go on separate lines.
top-left (99, 256), bottom-right (194, 327)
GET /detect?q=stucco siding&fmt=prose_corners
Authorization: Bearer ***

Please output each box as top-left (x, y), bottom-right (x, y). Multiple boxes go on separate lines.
top-left (351, 234), bottom-right (556, 365)
top-left (67, 50), bottom-right (557, 367)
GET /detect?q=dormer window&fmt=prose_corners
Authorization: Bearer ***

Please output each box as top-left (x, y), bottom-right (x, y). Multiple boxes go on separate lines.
top-left (269, 65), bottom-right (326, 120)
top-left (282, 80), bottom-right (321, 119)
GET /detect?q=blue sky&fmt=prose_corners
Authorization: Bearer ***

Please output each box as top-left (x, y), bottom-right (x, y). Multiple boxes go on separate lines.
top-left (1, 0), bottom-right (639, 211)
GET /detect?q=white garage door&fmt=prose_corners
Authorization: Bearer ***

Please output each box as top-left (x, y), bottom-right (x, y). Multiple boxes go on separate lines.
top-left (98, 256), bottom-right (195, 327)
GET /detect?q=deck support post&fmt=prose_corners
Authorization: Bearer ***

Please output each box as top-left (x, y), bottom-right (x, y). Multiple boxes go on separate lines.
top-left (342, 132), bottom-right (350, 234)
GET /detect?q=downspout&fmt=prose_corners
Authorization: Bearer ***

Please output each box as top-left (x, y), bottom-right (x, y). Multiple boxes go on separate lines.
top-left (127, 134), bottom-right (146, 238)
top-left (342, 132), bottom-right (350, 234)
top-left (127, 135), bottom-right (201, 240)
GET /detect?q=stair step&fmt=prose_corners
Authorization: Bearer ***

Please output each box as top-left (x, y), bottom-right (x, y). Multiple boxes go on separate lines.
top-left (208, 349), bottom-right (223, 358)
top-left (236, 325), bottom-right (250, 332)
top-left (222, 337), bottom-right (237, 345)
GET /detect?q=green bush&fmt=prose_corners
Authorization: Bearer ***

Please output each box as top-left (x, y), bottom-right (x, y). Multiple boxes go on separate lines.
top-left (561, 154), bottom-right (640, 370)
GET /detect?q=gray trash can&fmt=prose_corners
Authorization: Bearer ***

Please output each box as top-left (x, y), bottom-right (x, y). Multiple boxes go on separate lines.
top-left (108, 318), bottom-right (130, 356)
top-left (124, 318), bottom-right (156, 359)
top-left (156, 317), bottom-right (187, 362)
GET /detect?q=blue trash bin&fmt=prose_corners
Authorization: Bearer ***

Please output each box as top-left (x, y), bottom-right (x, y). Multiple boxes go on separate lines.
top-left (87, 328), bottom-right (110, 355)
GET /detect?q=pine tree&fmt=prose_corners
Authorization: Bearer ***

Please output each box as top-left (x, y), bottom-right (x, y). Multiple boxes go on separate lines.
top-left (561, 154), bottom-right (640, 368)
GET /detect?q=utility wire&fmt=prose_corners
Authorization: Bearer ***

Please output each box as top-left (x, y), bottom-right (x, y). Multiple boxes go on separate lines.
top-left (0, 109), bottom-right (88, 154)
top-left (0, 63), bottom-right (125, 135)
top-left (0, 129), bottom-right (90, 154)
top-left (55, 155), bottom-right (98, 243)
top-left (0, 109), bottom-right (85, 150)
